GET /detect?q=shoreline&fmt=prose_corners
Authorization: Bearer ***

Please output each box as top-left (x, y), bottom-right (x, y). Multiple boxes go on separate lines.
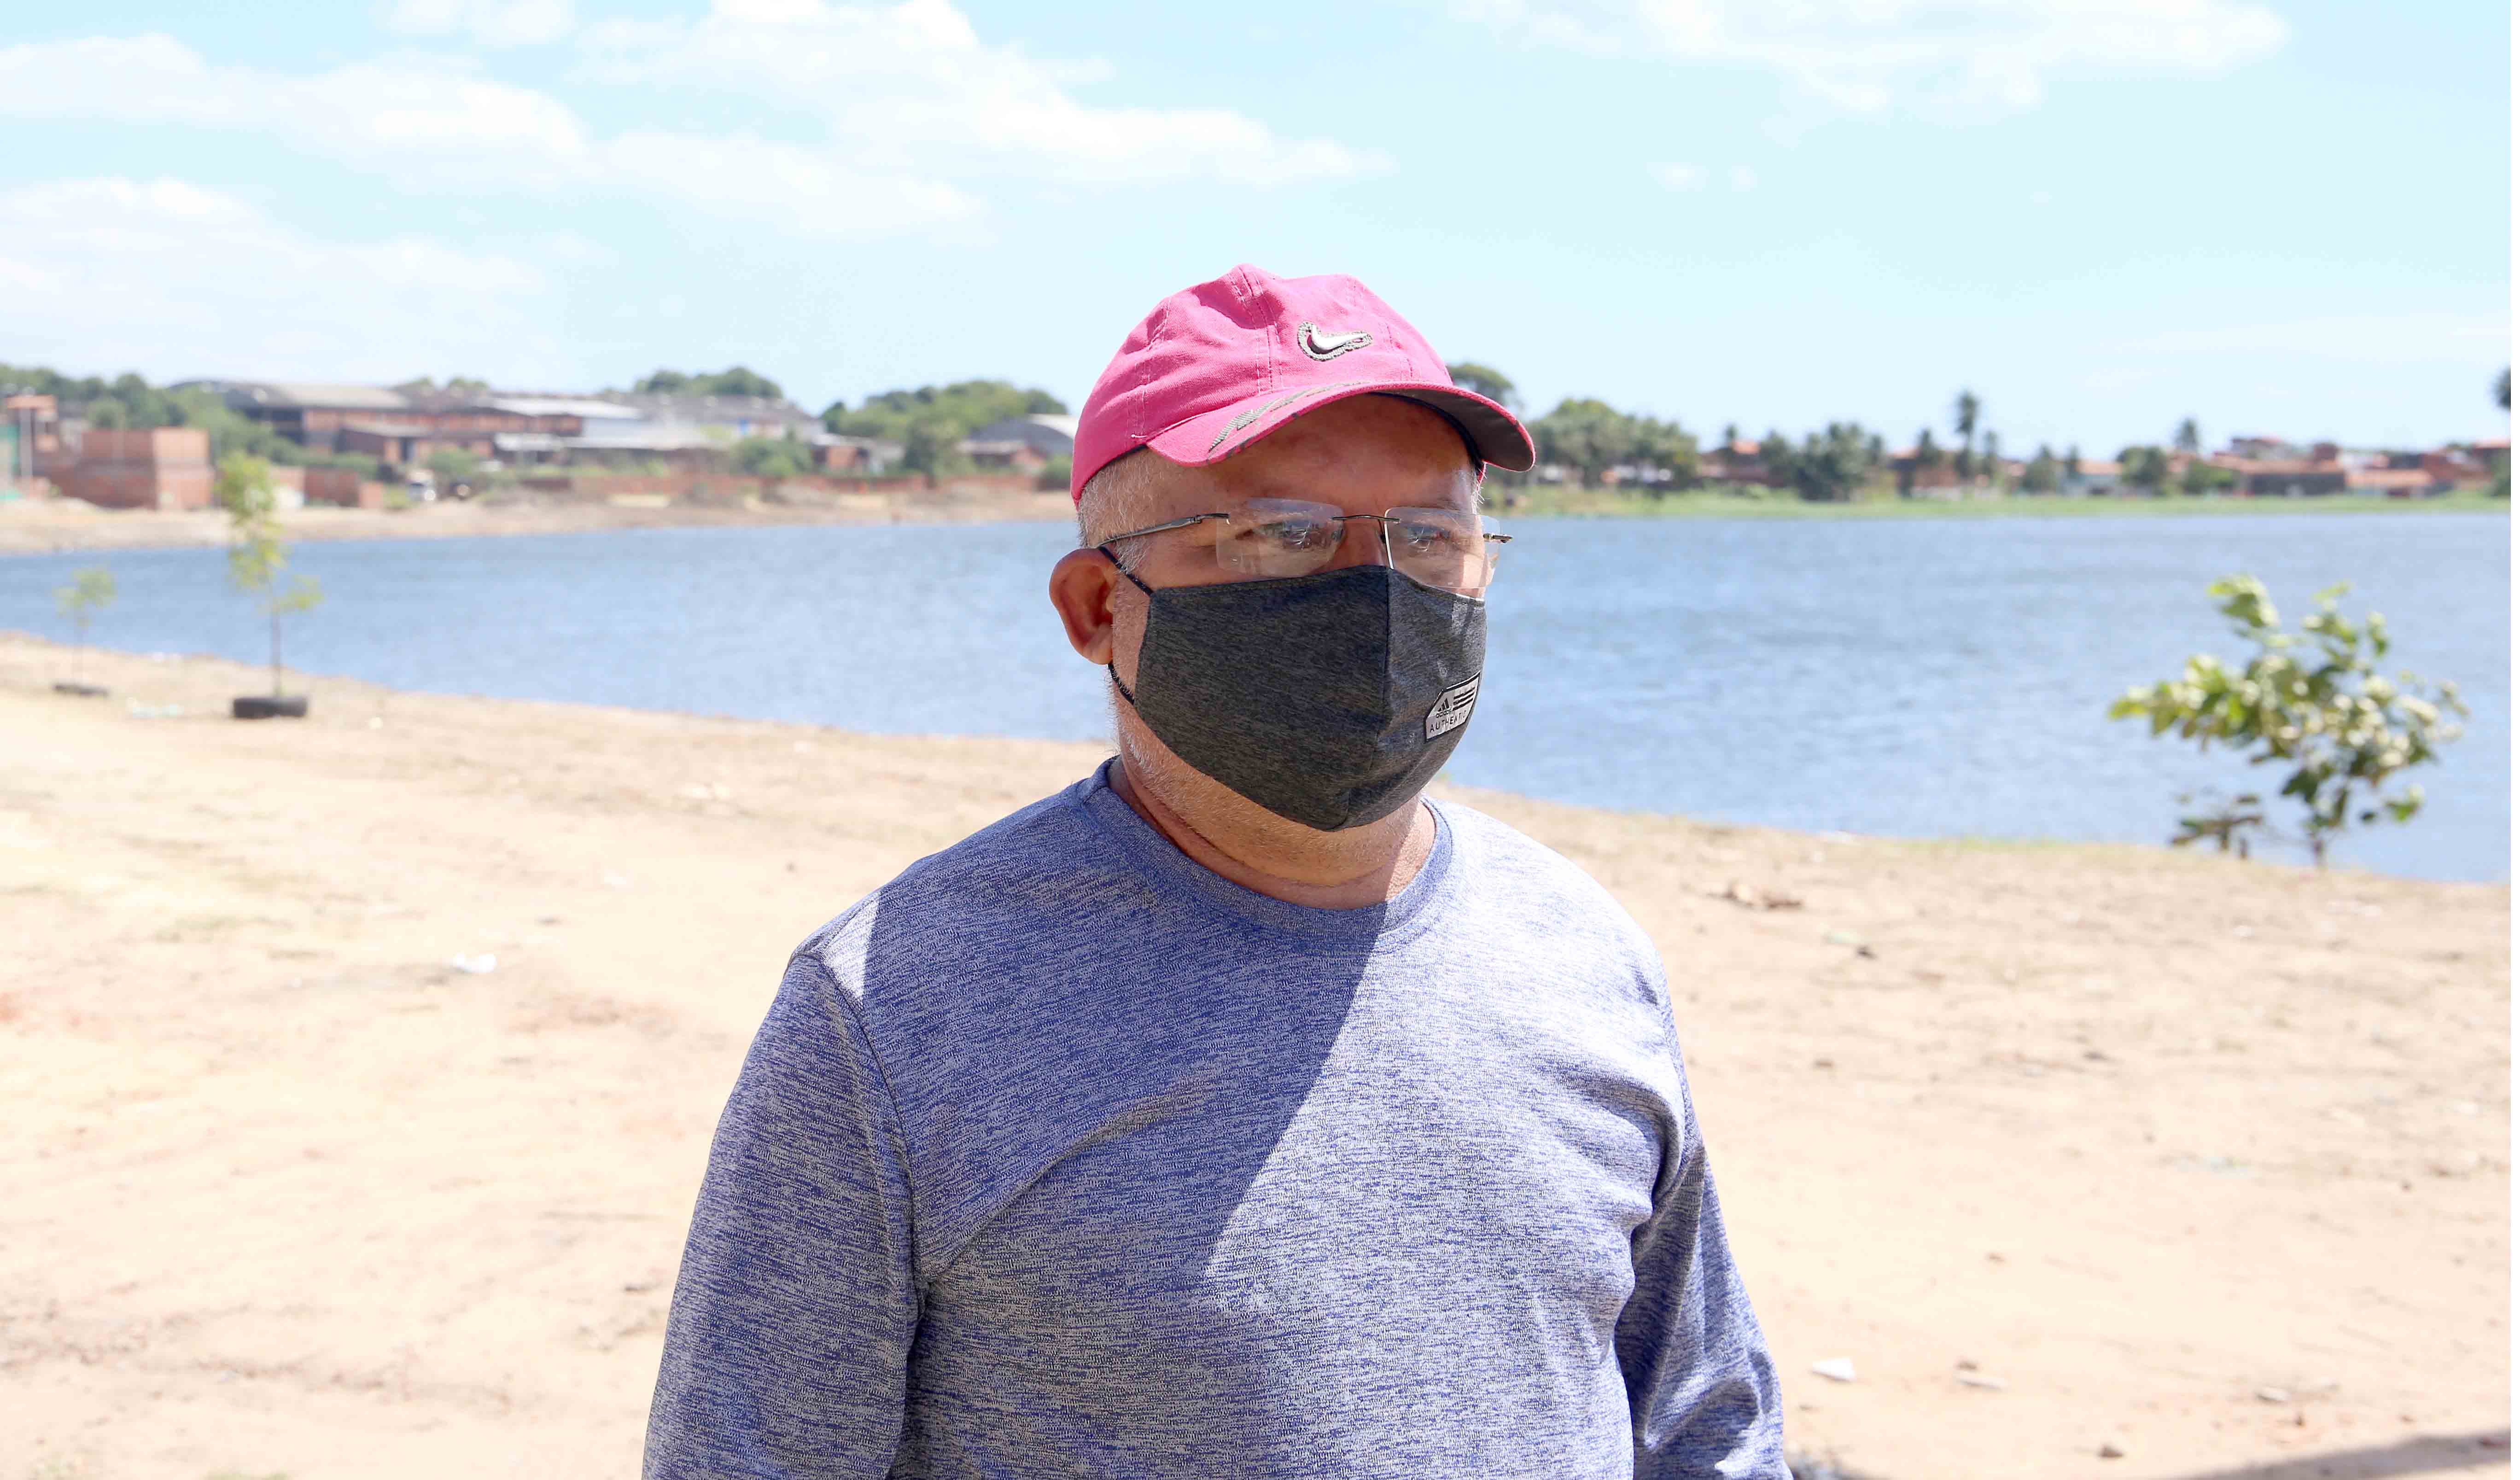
top-left (7, 632), bottom-right (2502, 888)
top-left (4, 626), bottom-right (2502, 888)
top-left (0, 487), bottom-right (2502, 554)
top-left (3, 635), bottom-right (2507, 1479)
top-left (0, 488), bottom-right (1080, 555)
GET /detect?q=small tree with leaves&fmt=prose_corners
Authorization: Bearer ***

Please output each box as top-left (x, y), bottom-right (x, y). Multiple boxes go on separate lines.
top-left (55, 566), bottom-right (116, 686)
top-left (216, 453), bottom-right (324, 699)
top-left (2022, 445), bottom-right (2061, 493)
top-left (2118, 445), bottom-right (2170, 495)
top-left (1782, 422), bottom-right (1875, 502)
top-left (2179, 458), bottom-right (2236, 497)
top-left (2109, 576), bottom-right (2466, 866)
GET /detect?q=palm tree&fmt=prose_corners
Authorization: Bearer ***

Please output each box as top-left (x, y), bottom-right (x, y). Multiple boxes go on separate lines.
top-left (1952, 390), bottom-right (1981, 483)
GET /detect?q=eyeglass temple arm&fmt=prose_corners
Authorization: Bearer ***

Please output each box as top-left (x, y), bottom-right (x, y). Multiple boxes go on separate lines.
top-left (1099, 512), bottom-right (1226, 545)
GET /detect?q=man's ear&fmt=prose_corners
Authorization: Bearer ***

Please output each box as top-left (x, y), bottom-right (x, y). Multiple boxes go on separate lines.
top-left (1049, 548), bottom-right (1123, 664)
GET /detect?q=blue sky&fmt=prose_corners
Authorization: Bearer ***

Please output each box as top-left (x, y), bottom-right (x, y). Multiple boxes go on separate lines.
top-left (1, 0), bottom-right (2506, 454)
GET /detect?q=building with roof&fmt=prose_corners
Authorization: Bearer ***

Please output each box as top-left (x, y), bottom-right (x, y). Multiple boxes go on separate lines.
top-left (167, 379), bottom-right (839, 474)
top-left (180, 381), bottom-right (651, 460)
top-left (2060, 458), bottom-right (2122, 495)
top-left (1702, 438), bottom-right (1781, 489)
top-left (814, 435), bottom-right (904, 473)
top-left (2218, 459), bottom-right (2350, 497)
top-left (961, 414), bottom-right (1076, 471)
top-left (595, 392), bottom-right (821, 440)
top-left (65, 428), bottom-right (213, 510)
top-left (2345, 467), bottom-right (2447, 497)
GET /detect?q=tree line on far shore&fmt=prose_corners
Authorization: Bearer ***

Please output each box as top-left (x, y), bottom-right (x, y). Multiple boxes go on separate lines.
top-left (1445, 362), bottom-right (2511, 503)
top-left (10, 360), bottom-right (2507, 504)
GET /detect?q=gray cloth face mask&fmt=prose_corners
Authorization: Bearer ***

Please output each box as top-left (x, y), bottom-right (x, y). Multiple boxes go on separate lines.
top-left (1105, 561), bottom-right (1487, 832)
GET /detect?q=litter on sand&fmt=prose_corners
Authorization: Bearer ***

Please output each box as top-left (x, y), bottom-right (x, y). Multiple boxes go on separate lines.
top-left (448, 953), bottom-right (499, 975)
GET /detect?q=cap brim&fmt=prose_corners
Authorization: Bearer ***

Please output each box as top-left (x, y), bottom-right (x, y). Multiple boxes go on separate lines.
top-left (1143, 380), bottom-right (1535, 474)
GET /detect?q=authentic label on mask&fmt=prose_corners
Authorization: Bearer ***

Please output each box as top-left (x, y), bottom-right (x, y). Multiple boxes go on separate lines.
top-left (1425, 676), bottom-right (1480, 740)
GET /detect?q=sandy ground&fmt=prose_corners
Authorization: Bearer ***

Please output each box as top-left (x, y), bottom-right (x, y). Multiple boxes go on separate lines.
top-left (0, 634), bottom-right (2506, 1480)
top-left (0, 490), bottom-right (1074, 555)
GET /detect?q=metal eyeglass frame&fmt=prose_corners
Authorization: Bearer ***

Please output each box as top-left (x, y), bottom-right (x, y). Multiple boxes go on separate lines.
top-left (1093, 509), bottom-right (1512, 592)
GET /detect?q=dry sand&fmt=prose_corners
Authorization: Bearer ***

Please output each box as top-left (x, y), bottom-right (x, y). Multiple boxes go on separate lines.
top-left (0, 489), bottom-right (1073, 556)
top-left (1, 634), bottom-right (2506, 1480)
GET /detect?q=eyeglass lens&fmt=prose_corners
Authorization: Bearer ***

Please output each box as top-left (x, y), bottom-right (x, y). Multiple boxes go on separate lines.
top-left (1216, 500), bottom-right (1502, 594)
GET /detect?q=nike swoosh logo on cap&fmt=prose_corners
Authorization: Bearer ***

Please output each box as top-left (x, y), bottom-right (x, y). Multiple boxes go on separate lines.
top-left (1297, 322), bottom-right (1374, 361)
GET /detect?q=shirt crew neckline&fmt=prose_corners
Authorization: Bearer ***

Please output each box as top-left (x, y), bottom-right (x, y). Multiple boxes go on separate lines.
top-left (1071, 759), bottom-right (1461, 948)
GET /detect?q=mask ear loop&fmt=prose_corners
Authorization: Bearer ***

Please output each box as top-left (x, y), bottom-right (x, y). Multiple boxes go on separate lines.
top-left (1095, 546), bottom-right (1154, 705)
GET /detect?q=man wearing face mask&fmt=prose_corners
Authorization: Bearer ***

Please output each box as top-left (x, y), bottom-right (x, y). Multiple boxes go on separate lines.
top-left (645, 266), bottom-right (1788, 1478)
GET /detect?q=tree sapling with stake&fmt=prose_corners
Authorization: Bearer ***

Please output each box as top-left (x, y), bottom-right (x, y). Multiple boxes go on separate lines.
top-left (53, 565), bottom-right (116, 696)
top-left (215, 453), bottom-right (324, 718)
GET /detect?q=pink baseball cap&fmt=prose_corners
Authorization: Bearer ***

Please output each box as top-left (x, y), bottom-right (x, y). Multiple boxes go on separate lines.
top-left (1070, 264), bottom-right (1534, 501)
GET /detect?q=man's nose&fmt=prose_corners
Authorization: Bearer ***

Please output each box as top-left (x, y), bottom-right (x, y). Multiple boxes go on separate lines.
top-left (1324, 515), bottom-right (1389, 571)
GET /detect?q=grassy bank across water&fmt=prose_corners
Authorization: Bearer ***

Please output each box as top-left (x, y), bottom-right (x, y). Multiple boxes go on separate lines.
top-left (1498, 488), bottom-right (2513, 520)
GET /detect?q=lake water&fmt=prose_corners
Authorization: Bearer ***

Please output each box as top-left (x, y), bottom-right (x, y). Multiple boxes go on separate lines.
top-left (4, 513), bottom-right (2507, 881)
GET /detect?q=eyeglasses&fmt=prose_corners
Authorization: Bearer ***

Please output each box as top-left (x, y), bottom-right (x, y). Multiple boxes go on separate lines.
top-left (1099, 499), bottom-right (1511, 596)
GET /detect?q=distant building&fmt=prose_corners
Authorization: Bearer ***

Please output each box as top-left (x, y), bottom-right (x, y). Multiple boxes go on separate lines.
top-left (596, 392), bottom-right (821, 441)
top-left (186, 381), bottom-right (613, 460)
top-left (1703, 438), bottom-right (1780, 489)
top-left (961, 414), bottom-right (1075, 471)
top-left (172, 379), bottom-right (839, 475)
top-left (511, 421), bottom-right (729, 470)
top-left (66, 427), bottom-right (213, 510)
top-left (1884, 444), bottom-right (1960, 494)
top-left (185, 381), bottom-right (412, 451)
top-left (3, 393), bottom-right (63, 493)
top-left (2061, 458), bottom-right (2121, 495)
top-left (814, 435), bottom-right (903, 473)
top-left (2222, 460), bottom-right (2349, 497)
top-left (2419, 442), bottom-right (2502, 489)
top-left (2224, 434), bottom-right (2297, 461)
top-left (2345, 467), bottom-right (2446, 497)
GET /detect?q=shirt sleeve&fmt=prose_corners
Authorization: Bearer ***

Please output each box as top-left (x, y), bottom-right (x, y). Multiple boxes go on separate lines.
top-left (1616, 1027), bottom-right (1791, 1478)
top-left (644, 950), bottom-right (923, 1480)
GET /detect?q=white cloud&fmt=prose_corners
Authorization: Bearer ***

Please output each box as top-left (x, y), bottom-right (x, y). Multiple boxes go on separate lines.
top-left (575, 0), bottom-right (1389, 186)
top-left (0, 178), bottom-right (561, 383)
top-left (0, 8), bottom-right (1378, 243)
top-left (0, 35), bottom-right (594, 186)
top-left (0, 33), bottom-right (962, 237)
top-left (599, 132), bottom-right (982, 236)
top-left (1727, 163), bottom-right (1756, 190)
top-left (1458, 0), bottom-right (2287, 118)
top-left (1648, 161), bottom-right (1708, 190)
top-left (382, 0), bottom-right (577, 47)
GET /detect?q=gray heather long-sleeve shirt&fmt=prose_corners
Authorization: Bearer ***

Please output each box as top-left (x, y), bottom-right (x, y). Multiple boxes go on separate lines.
top-left (645, 763), bottom-right (1786, 1478)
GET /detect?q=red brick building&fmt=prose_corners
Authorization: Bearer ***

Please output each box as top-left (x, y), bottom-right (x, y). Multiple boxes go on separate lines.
top-left (66, 428), bottom-right (214, 510)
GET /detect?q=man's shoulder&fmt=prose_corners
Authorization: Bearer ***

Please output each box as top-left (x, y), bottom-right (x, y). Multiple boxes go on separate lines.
top-left (1439, 798), bottom-right (1628, 912)
top-left (1436, 797), bottom-right (1663, 966)
top-left (792, 773), bottom-right (1140, 997)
